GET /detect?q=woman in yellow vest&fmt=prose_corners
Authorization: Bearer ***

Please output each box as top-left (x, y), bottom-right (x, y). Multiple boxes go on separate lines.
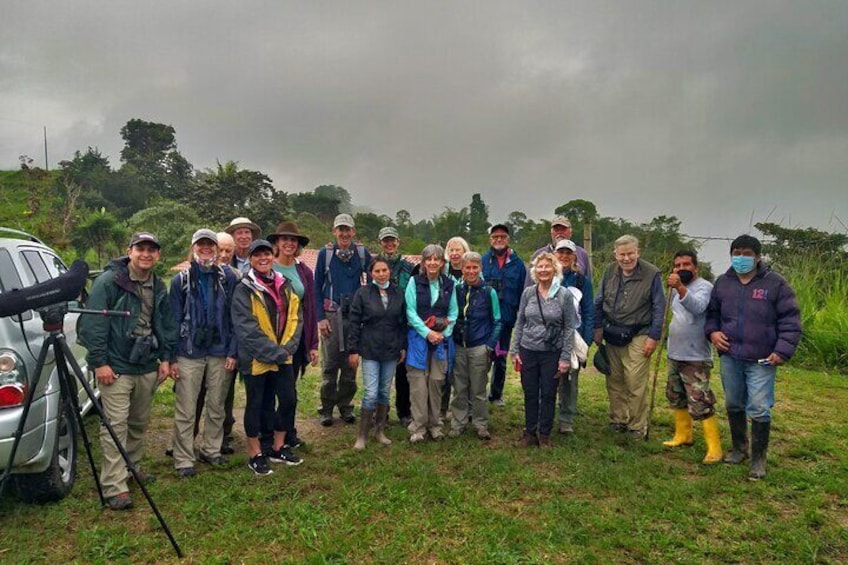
top-left (231, 239), bottom-right (303, 475)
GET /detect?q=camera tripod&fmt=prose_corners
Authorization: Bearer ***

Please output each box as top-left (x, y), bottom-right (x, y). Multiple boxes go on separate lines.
top-left (0, 305), bottom-right (183, 558)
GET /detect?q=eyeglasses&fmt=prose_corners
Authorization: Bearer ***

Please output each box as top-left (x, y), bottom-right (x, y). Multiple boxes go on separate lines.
top-left (490, 234), bottom-right (508, 240)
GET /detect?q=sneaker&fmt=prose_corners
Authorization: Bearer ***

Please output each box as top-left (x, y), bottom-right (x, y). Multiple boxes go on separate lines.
top-left (247, 455), bottom-right (273, 476)
top-left (106, 492), bottom-right (134, 510)
top-left (320, 415), bottom-right (333, 427)
top-left (517, 433), bottom-right (539, 447)
top-left (476, 428), bottom-right (492, 441)
top-left (176, 466), bottom-right (197, 478)
top-left (627, 429), bottom-right (645, 440)
top-left (492, 399), bottom-right (505, 408)
top-left (198, 453), bottom-right (228, 466)
top-left (409, 432), bottom-right (426, 444)
top-left (287, 437), bottom-right (305, 449)
top-left (448, 428), bottom-right (464, 438)
top-left (268, 446), bottom-right (303, 466)
top-left (559, 423), bottom-right (574, 435)
top-left (608, 422), bottom-right (627, 433)
top-left (340, 412), bottom-right (356, 424)
top-left (220, 445), bottom-right (235, 455)
top-left (429, 428), bottom-right (444, 441)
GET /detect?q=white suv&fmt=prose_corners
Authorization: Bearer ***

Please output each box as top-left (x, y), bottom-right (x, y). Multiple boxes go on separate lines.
top-left (0, 228), bottom-right (97, 503)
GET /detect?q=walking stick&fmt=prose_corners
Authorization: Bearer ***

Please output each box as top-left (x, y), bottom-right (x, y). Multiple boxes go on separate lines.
top-left (645, 288), bottom-right (674, 442)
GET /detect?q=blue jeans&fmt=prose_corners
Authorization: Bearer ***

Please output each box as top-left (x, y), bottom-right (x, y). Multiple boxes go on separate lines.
top-left (719, 355), bottom-right (776, 422)
top-left (360, 359), bottom-right (397, 410)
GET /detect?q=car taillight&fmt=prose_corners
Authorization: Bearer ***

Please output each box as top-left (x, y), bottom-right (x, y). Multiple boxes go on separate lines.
top-left (0, 351), bottom-right (28, 408)
top-left (0, 383), bottom-right (27, 407)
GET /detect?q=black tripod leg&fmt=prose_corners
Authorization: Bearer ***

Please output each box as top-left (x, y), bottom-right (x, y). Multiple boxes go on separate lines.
top-left (54, 345), bottom-right (105, 504)
top-left (0, 335), bottom-right (52, 500)
top-left (58, 339), bottom-right (184, 558)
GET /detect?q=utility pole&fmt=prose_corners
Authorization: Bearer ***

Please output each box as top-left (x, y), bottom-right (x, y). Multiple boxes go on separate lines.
top-left (43, 126), bottom-right (49, 170)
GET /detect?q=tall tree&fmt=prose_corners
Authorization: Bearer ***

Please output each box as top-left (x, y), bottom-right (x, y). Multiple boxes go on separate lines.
top-left (119, 118), bottom-right (194, 203)
top-left (468, 193), bottom-right (490, 235)
top-left (290, 191), bottom-right (340, 223)
top-left (314, 184), bottom-right (352, 213)
top-left (192, 161), bottom-right (280, 229)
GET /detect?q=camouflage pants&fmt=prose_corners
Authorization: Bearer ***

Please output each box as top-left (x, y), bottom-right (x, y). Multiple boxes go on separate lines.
top-left (665, 359), bottom-right (716, 420)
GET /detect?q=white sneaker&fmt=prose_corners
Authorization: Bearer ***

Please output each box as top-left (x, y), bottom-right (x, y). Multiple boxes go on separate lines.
top-left (409, 432), bottom-right (426, 444)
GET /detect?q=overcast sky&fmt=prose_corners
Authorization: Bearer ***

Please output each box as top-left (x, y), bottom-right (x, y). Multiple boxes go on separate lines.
top-left (2, 1), bottom-right (846, 267)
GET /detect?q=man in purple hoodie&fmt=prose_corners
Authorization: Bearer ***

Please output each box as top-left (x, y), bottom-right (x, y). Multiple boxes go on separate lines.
top-left (705, 234), bottom-right (801, 480)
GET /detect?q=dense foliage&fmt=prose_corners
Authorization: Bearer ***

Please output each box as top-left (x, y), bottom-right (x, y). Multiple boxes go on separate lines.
top-left (2, 119), bottom-right (845, 370)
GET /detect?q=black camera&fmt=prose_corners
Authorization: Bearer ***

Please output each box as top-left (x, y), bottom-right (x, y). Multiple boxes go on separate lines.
top-left (193, 326), bottom-right (219, 349)
top-left (129, 334), bottom-right (158, 364)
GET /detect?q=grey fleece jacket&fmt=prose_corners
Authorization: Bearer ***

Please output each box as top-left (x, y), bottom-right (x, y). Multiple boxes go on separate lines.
top-left (510, 283), bottom-right (577, 364)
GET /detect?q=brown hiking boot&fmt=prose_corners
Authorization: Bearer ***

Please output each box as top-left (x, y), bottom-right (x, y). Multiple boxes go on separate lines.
top-left (517, 433), bottom-right (539, 447)
top-left (539, 435), bottom-right (552, 449)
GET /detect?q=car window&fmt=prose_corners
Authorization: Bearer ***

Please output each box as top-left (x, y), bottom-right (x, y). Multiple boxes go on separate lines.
top-left (0, 247), bottom-right (33, 320)
top-left (20, 250), bottom-right (52, 285)
top-left (42, 252), bottom-right (68, 277)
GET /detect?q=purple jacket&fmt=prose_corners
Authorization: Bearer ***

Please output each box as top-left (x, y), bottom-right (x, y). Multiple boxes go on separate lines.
top-left (704, 263), bottom-right (801, 362)
top-left (295, 261), bottom-right (319, 354)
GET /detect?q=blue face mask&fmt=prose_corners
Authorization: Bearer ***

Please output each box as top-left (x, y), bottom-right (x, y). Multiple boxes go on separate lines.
top-left (731, 255), bottom-right (756, 275)
top-left (373, 280), bottom-right (390, 290)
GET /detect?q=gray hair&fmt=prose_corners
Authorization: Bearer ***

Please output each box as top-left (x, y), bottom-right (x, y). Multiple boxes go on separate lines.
top-left (445, 236), bottom-right (471, 255)
top-left (421, 243), bottom-right (445, 261)
top-left (614, 234), bottom-right (639, 249)
top-left (461, 251), bottom-right (482, 265)
top-left (530, 251), bottom-right (563, 283)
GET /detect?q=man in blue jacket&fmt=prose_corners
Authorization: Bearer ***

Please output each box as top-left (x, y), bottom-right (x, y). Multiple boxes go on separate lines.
top-left (314, 214), bottom-right (371, 426)
top-left (705, 234), bottom-right (801, 480)
top-left (482, 223), bottom-right (526, 407)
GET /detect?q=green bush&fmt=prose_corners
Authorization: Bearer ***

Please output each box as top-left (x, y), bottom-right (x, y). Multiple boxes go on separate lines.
top-left (781, 254), bottom-right (848, 372)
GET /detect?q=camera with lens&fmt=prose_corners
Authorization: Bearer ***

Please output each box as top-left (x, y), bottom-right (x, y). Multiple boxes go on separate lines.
top-left (129, 334), bottom-right (159, 364)
top-left (453, 320), bottom-right (468, 345)
top-left (193, 326), bottom-right (219, 349)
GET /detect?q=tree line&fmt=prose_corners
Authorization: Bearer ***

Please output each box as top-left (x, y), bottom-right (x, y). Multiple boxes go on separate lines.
top-left (10, 118), bottom-right (845, 280)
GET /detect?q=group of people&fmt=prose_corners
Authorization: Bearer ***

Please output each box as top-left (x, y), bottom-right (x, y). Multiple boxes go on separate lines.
top-left (79, 211), bottom-right (801, 511)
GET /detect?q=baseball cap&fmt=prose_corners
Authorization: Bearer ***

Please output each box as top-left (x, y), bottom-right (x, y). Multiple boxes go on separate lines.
top-left (378, 226), bottom-right (399, 240)
top-left (248, 239), bottom-right (274, 255)
top-left (488, 223), bottom-right (510, 235)
top-left (551, 216), bottom-right (572, 228)
top-left (191, 228), bottom-right (218, 246)
top-left (128, 232), bottom-right (161, 249)
top-left (333, 214), bottom-right (355, 229)
top-left (555, 239), bottom-right (577, 253)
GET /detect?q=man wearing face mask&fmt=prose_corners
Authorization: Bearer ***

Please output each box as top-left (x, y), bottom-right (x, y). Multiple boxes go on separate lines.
top-left (705, 235), bottom-right (801, 480)
top-left (661, 251), bottom-right (722, 464)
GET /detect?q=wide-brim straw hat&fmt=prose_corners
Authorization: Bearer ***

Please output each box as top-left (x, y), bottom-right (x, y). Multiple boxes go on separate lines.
top-left (266, 221), bottom-right (310, 247)
top-left (224, 217), bottom-right (261, 239)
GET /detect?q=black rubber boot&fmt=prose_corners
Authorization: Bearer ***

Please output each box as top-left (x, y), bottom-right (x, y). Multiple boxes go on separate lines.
top-left (723, 411), bottom-right (749, 464)
top-left (748, 420), bottom-right (770, 480)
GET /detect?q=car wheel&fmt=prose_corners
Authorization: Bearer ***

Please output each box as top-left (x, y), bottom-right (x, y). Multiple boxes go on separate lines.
top-left (14, 393), bottom-right (77, 504)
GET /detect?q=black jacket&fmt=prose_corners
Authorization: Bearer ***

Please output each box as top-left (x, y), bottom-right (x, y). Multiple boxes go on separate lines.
top-left (347, 283), bottom-right (407, 361)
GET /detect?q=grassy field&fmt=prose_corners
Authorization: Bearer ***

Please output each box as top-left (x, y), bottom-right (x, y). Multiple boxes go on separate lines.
top-left (1, 363), bottom-right (847, 564)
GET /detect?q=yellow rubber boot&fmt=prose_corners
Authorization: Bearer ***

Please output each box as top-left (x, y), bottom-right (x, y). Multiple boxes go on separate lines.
top-left (701, 415), bottom-right (724, 464)
top-left (662, 408), bottom-right (694, 447)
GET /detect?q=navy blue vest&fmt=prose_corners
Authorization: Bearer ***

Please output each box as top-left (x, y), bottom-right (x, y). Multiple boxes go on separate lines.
top-left (414, 274), bottom-right (454, 320)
